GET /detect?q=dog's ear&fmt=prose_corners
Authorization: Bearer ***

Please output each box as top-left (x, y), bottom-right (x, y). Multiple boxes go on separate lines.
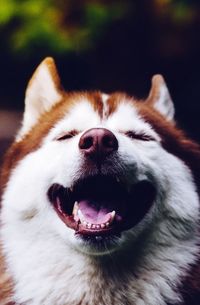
top-left (17, 57), bottom-right (62, 139)
top-left (146, 75), bottom-right (175, 121)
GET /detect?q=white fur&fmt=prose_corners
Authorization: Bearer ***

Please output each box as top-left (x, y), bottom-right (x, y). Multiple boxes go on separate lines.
top-left (153, 82), bottom-right (175, 121)
top-left (1, 94), bottom-right (199, 305)
top-left (106, 102), bottom-right (161, 141)
top-left (101, 93), bottom-right (109, 119)
top-left (44, 99), bottom-right (101, 143)
top-left (17, 63), bottom-right (61, 140)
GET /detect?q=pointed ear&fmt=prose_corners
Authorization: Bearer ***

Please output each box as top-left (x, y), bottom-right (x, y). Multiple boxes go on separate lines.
top-left (146, 75), bottom-right (175, 121)
top-left (17, 57), bottom-right (62, 139)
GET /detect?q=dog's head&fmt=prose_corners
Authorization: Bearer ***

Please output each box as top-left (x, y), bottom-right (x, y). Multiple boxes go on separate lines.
top-left (1, 58), bottom-right (199, 256)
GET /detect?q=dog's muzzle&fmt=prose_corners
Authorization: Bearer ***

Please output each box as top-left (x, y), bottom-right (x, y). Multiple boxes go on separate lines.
top-left (48, 128), bottom-right (156, 239)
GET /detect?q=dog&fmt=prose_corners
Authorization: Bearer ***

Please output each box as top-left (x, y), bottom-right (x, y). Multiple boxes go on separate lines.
top-left (0, 58), bottom-right (200, 305)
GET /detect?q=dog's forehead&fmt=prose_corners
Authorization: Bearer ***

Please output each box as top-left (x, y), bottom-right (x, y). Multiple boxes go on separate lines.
top-left (60, 91), bottom-right (136, 118)
top-left (57, 92), bottom-right (138, 124)
top-left (45, 91), bottom-right (158, 139)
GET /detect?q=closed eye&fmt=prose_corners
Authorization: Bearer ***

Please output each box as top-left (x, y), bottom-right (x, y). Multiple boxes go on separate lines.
top-left (56, 130), bottom-right (79, 141)
top-left (125, 131), bottom-right (155, 141)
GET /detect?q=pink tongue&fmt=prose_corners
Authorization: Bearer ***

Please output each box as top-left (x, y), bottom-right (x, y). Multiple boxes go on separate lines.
top-left (78, 200), bottom-right (112, 224)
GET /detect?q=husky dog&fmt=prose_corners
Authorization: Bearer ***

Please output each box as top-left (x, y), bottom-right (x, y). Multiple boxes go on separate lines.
top-left (0, 58), bottom-right (200, 305)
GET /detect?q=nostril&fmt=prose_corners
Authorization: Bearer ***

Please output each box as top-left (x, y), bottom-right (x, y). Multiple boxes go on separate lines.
top-left (102, 135), bottom-right (118, 149)
top-left (79, 136), bottom-right (93, 150)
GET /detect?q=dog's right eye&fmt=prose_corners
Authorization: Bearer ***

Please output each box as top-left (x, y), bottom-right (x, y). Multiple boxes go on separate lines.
top-left (56, 130), bottom-right (78, 141)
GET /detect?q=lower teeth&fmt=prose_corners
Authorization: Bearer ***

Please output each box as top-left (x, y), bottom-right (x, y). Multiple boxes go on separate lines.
top-left (72, 202), bottom-right (116, 230)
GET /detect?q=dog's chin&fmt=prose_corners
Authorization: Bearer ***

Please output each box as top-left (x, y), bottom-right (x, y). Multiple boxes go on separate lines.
top-left (48, 175), bottom-right (156, 254)
top-left (70, 232), bottom-right (123, 256)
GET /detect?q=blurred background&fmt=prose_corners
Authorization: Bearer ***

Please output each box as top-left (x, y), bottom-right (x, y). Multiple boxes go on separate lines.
top-left (0, 0), bottom-right (200, 163)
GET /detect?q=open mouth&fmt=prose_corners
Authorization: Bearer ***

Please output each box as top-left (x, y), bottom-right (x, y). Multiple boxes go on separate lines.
top-left (48, 175), bottom-right (156, 238)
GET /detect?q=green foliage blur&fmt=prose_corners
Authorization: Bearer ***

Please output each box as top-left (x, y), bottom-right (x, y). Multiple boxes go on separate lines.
top-left (0, 0), bottom-right (198, 56)
top-left (0, 0), bottom-right (128, 55)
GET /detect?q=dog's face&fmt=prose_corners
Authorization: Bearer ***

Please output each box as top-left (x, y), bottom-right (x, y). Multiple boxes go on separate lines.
top-left (1, 58), bottom-right (199, 259)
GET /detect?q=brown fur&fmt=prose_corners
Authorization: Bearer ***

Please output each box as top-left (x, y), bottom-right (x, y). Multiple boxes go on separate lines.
top-left (0, 248), bottom-right (14, 305)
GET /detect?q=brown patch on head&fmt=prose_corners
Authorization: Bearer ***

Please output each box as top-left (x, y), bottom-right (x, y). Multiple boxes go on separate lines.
top-left (82, 91), bottom-right (133, 120)
top-left (136, 101), bottom-right (200, 191)
top-left (85, 91), bottom-right (103, 117)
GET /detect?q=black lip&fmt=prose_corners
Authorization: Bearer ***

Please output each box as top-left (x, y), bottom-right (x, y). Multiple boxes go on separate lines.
top-left (48, 175), bottom-right (156, 236)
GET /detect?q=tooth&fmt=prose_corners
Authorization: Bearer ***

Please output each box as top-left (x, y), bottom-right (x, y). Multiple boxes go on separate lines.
top-left (72, 202), bottom-right (78, 216)
top-left (78, 209), bottom-right (85, 223)
top-left (77, 210), bottom-right (116, 229)
top-left (109, 210), bottom-right (116, 223)
top-left (70, 186), bottom-right (73, 192)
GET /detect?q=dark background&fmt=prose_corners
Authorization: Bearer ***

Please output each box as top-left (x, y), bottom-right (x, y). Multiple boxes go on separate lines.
top-left (0, 0), bottom-right (200, 162)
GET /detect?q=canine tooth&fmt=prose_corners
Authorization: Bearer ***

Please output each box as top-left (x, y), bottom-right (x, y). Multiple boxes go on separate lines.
top-left (109, 210), bottom-right (116, 223)
top-left (106, 222), bottom-right (110, 227)
top-left (72, 202), bottom-right (78, 216)
top-left (78, 209), bottom-right (85, 223)
top-left (87, 223), bottom-right (92, 229)
top-left (83, 221), bottom-right (87, 227)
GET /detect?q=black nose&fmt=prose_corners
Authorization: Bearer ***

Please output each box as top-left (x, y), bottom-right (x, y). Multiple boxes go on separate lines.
top-left (79, 128), bottom-right (118, 160)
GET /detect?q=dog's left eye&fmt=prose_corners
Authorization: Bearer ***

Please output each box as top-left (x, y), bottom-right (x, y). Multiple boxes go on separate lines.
top-left (56, 130), bottom-right (78, 141)
top-left (125, 131), bottom-right (155, 141)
